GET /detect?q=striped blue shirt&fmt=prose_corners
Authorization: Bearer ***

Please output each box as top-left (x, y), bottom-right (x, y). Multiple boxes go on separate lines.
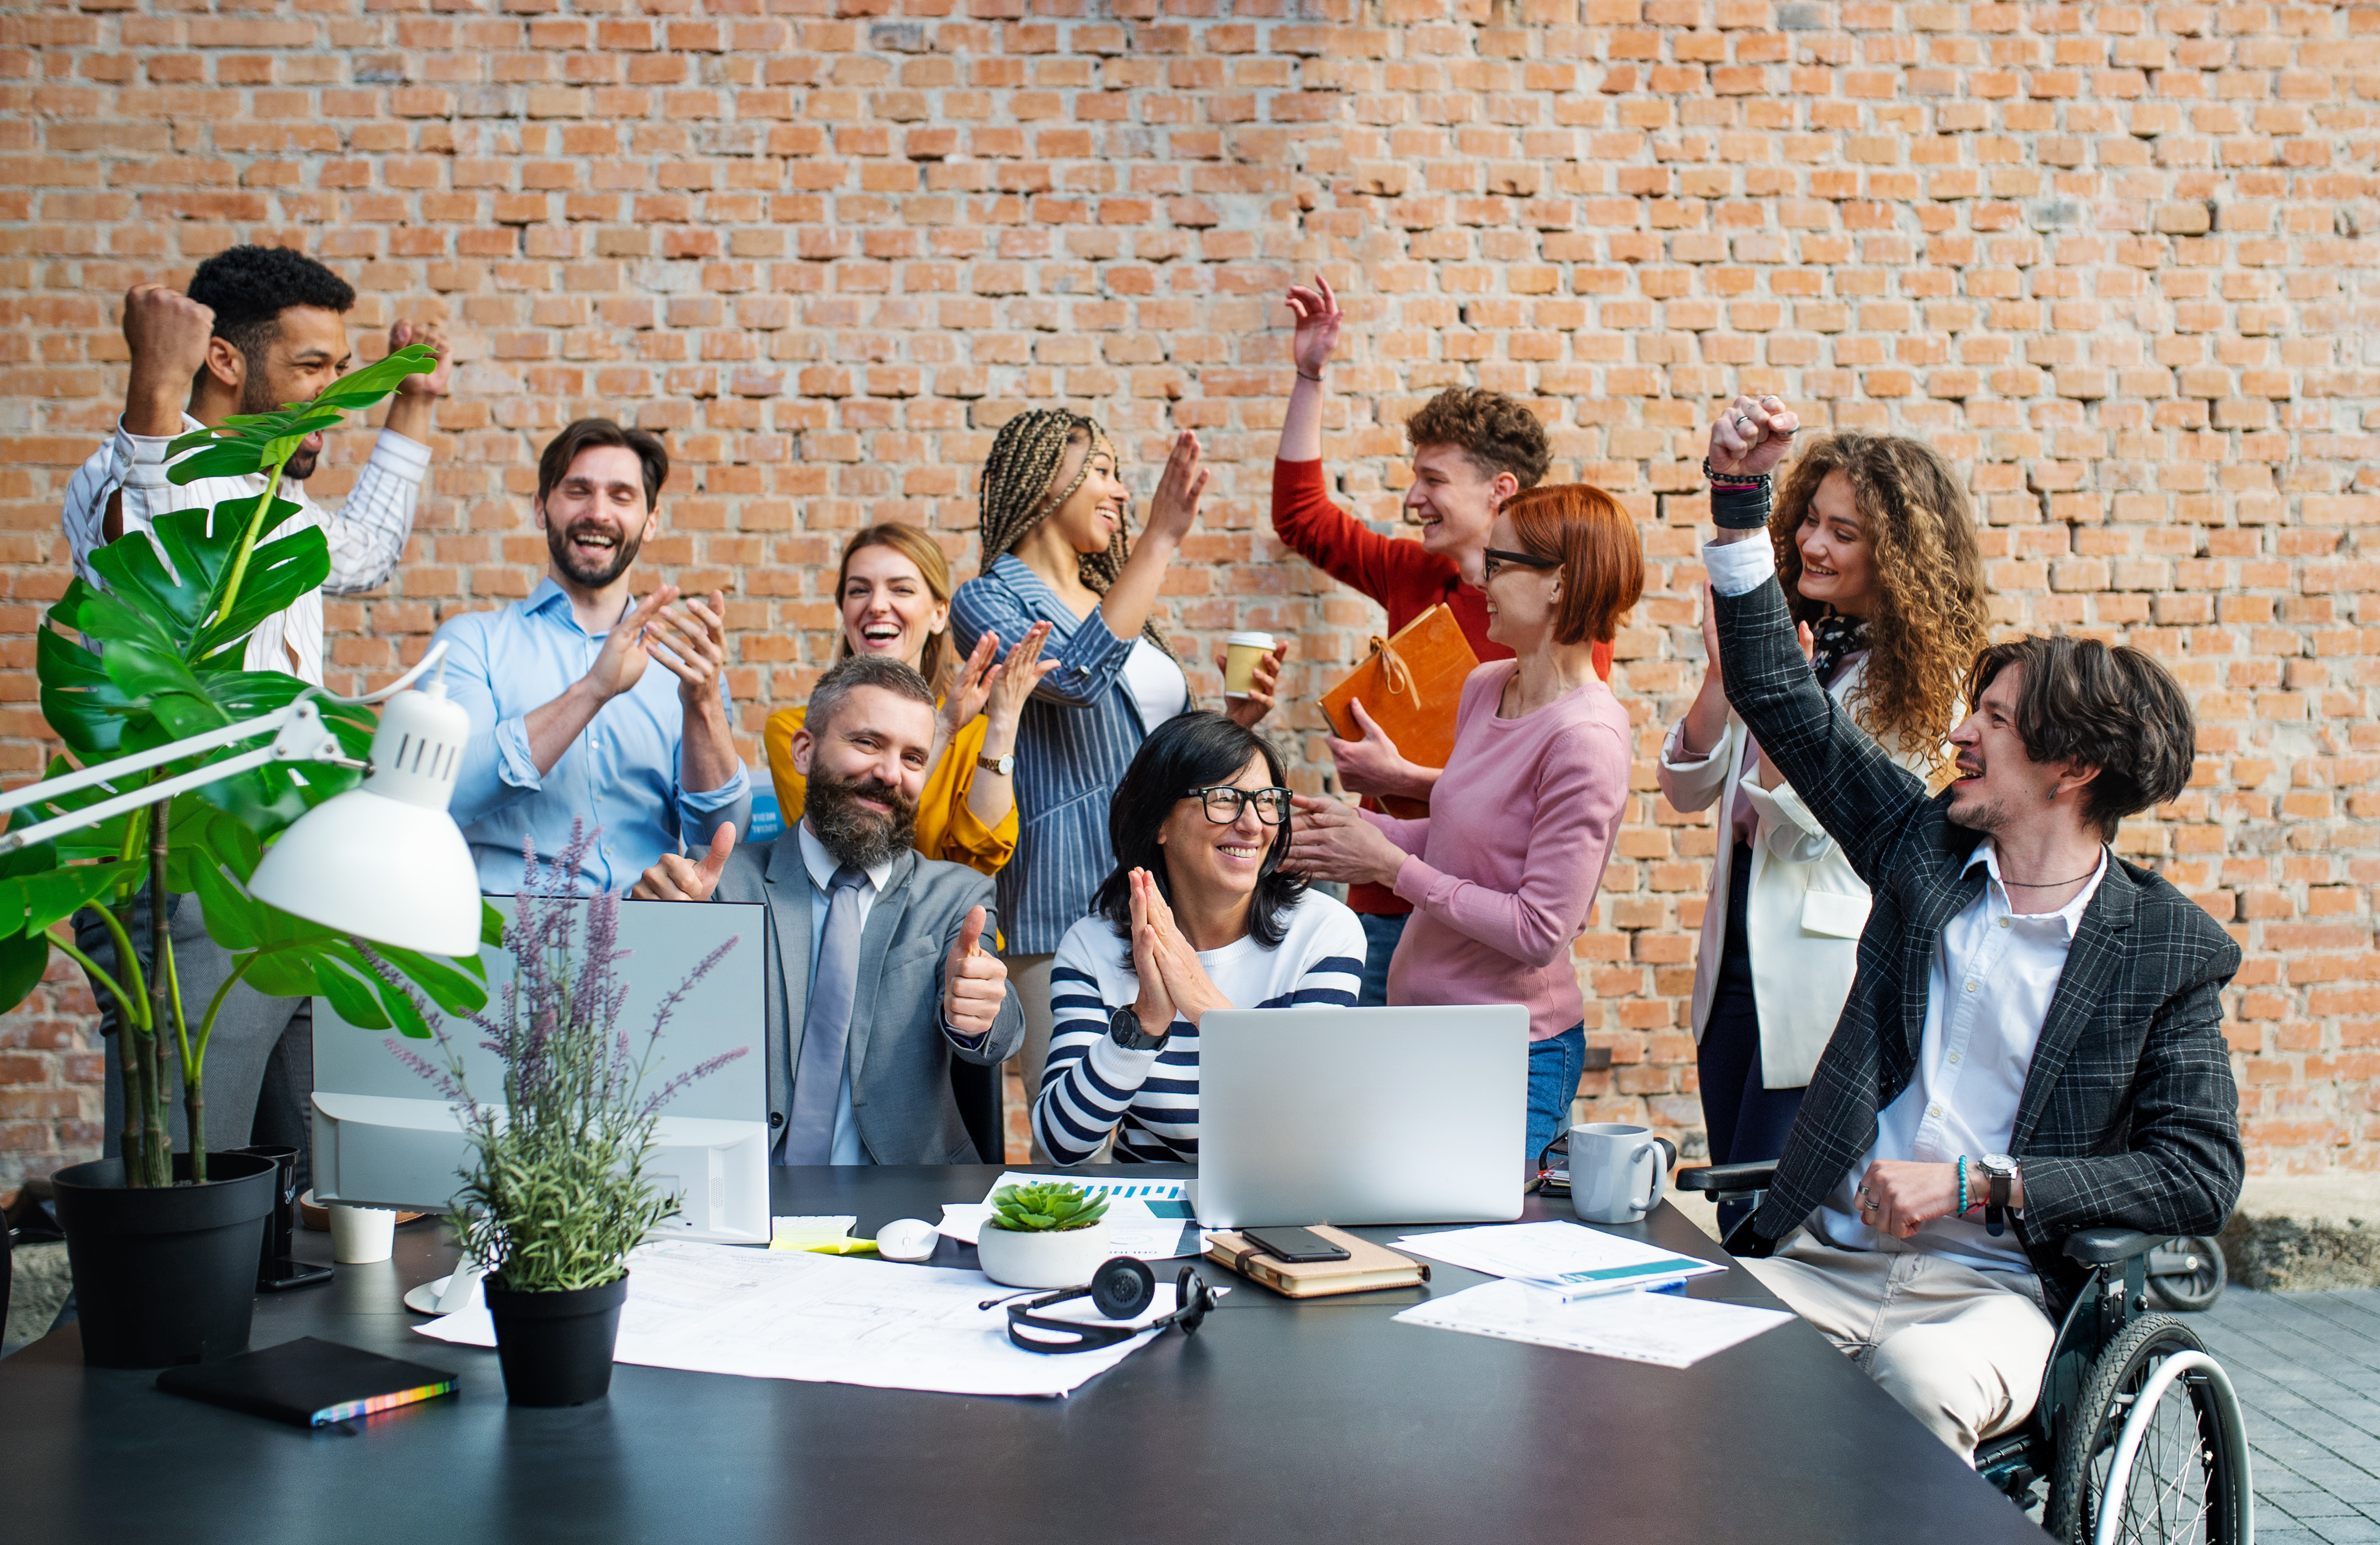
top-left (1034, 893), bottom-right (1368, 1164)
top-left (948, 555), bottom-right (1187, 954)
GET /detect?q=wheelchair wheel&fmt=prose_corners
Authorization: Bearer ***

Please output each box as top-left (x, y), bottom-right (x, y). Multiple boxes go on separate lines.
top-left (2145, 1236), bottom-right (2226, 1314)
top-left (2045, 1313), bottom-right (2252, 1544)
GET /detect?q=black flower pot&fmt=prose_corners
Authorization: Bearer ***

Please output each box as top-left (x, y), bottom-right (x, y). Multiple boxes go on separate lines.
top-left (50, 1150), bottom-right (277, 1369)
top-left (485, 1273), bottom-right (628, 1407)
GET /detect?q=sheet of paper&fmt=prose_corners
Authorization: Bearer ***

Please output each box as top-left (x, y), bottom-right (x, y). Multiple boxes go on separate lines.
top-left (770, 1215), bottom-right (859, 1252)
top-left (1396, 1220), bottom-right (1724, 1296)
top-left (414, 1239), bottom-right (1174, 1398)
top-left (978, 1171), bottom-right (1195, 1217)
top-left (1394, 1279), bottom-right (1791, 1369)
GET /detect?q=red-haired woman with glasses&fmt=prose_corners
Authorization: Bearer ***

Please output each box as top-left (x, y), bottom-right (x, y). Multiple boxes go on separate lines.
top-left (1290, 483), bottom-right (1644, 1165)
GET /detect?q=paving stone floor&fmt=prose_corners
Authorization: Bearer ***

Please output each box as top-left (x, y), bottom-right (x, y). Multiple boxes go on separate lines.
top-left (2194, 1288), bottom-right (2380, 1544)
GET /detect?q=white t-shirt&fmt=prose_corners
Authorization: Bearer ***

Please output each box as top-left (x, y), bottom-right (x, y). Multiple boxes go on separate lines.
top-left (1121, 639), bottom-right (1189, 731)
top-left (1034, 890), bottom-right (1367, 1164)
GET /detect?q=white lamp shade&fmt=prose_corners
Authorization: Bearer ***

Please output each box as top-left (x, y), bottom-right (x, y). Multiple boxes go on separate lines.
top-left (248, 680), bottom-right (484, 958)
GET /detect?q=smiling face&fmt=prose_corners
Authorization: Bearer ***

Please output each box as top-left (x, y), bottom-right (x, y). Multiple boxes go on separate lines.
top-left (1945, 662), bottom-right (2064, 836)
top-left (794, 683), bottom-right (936, 869)
top-left (1405, 443), bottom-right (1515, 565)
top-left (1793, 470), bottom-right (1877, 618)
top-left (1041, 434), bottom-right (1129, 557)
top-left (236, 305), bottom-right (353, 482)
top-left (1479, 512), bottom-right (1562, 652)
top-left (839, 544), bottom-right (948, 675)
top-left (537, 444), bottom-right (656, 589)
top-left (1155, 751), bottom-right (1281, 913)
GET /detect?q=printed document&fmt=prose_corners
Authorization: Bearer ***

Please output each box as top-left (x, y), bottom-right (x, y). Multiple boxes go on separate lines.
top-left (1396, 1220), bottom-right (1724, 1298)
top-left (1395, 1279), bottom-right (1790, 1369)
top-left (414, 1239), bottom-right (1173, 1398)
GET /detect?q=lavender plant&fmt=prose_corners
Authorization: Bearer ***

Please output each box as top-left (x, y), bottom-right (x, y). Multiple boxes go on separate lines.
top-left (391, 824), bottom-right (746, 1293)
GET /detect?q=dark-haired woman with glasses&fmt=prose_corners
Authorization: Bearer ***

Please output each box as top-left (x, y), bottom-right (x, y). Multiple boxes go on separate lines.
top-left (1290, 484), bottom-right (1643, 1167)
top-left (1035, 712), bottom-right (1365, 1165)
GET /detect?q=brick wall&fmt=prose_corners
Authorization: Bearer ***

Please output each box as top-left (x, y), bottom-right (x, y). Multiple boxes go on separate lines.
top-left (0, 0), bottom-right (2367, 1188)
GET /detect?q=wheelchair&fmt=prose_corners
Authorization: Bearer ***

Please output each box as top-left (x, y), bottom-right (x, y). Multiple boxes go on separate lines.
top-left (1681, 1162), bottom-right (2254, 1545)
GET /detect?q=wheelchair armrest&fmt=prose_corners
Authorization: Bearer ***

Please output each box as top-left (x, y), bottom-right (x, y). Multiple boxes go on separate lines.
top-left (2062, 1228), bottom-right (2159, 1267)
top-left (1675, 1162), bottom-right (1779, 1195)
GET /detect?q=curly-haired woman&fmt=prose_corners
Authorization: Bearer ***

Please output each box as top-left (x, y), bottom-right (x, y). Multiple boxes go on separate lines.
top-left (1664, 405), bottom-right (1991, 1228)
top-left (950, 413), bottom-right (1287, 1126)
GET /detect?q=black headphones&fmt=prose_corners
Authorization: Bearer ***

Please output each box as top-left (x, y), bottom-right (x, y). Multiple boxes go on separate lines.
top-left (978, 1256), bottom-right (1226, 1354)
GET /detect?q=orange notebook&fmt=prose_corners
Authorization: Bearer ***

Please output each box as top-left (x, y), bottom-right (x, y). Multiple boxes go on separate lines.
top-left (1318, 603), bottom-right (1481, 819)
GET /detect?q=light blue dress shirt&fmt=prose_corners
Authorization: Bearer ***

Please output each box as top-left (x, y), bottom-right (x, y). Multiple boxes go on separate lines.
top-left (434, 577), bottom-right (750, 896)
top-left (789, 822), bottom-right (991, 1166)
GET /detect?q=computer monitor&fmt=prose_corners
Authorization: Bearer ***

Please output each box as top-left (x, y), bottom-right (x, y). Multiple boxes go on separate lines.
top-left (311, 898), bottom-right (771, 1244)
top-left (1188, 1003), bottom-right (1530, 1229)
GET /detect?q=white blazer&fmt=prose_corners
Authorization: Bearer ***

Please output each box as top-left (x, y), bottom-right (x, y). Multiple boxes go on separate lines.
top-left (1657, 656), bottom-right (1945, 1090)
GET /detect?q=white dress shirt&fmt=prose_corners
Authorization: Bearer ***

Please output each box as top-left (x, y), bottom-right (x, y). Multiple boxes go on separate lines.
top-left (1705, 532), bottom-right (2103, 1275)
top-left (61, 413), bottom-right (428, 685)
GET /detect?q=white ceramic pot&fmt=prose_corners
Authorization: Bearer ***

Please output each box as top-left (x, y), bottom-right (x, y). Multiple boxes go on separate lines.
top-left (974, 1219), bottom-right (1112, 1289)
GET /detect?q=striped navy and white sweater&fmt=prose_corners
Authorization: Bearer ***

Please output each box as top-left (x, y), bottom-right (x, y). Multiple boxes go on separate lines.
top-left (1033, 892), bottom-right (1367, 1164)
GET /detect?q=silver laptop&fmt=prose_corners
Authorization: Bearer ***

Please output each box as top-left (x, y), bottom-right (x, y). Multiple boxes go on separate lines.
top-left (1188, 1004), bottom-right (1530, 1229)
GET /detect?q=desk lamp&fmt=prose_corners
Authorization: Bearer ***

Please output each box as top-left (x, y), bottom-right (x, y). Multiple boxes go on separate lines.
top-left (0, 642), bottom-right (483, 956)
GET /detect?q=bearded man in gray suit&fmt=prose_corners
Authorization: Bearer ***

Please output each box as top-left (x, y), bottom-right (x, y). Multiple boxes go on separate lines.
top-left (633, 654), bottom-right (1024, 1165)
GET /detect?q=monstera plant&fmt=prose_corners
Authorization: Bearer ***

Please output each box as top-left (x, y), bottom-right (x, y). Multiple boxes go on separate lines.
top-left (7, 342), bottom-right (494, 1188)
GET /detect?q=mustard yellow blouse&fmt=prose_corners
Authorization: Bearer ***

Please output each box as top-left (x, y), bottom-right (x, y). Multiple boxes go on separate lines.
top-left (762, 703), bottom-right (1018, 878)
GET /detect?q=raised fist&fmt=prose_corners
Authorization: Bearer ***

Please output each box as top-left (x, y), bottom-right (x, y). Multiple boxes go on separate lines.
top-left (123, 283), bottom-right (216, 385)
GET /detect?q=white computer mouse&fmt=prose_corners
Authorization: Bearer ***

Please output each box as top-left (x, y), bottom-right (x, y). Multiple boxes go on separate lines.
top-left (874, 1218), bottom-right (938, 1262)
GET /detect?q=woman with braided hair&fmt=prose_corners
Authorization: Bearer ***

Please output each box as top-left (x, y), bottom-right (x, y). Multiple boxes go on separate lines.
top-left (951, 412), bottom-right (1285, 1135)
top-left (1661, 407), bottom-right (1992, 1230)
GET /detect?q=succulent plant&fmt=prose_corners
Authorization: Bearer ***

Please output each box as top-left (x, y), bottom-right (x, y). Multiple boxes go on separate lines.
top-left (986, 1181), bottom-right (1110, 1234)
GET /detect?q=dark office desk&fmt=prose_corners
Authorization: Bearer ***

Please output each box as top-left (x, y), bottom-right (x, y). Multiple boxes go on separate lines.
top-left (1, 1166), bottom-right (2046, 1544)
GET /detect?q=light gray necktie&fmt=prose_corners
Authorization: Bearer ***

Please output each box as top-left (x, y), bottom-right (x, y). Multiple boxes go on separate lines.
top-left (786, 863), bottom-right (866, 1165)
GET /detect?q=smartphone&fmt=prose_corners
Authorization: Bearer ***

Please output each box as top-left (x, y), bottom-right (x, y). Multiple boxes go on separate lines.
top-left (1240, 1226), bottom-right (1351, 1264)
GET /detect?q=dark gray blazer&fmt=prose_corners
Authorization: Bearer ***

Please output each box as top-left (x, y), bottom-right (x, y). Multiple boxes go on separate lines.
top-left (713, 833), bottom-right (1026, 1166)
top-left (1714, 568), bottom-right (2244, 1318)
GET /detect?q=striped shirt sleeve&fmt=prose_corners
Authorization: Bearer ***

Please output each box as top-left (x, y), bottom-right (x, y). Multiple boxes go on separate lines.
top-left (1032, 937), bottom-right (1157, 1166)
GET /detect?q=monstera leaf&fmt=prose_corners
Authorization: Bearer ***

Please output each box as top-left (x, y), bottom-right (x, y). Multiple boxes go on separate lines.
top-left (164, 346), bottom-right (436, 483)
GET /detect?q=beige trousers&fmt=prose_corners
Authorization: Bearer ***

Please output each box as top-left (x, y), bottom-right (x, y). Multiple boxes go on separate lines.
top-left (1744, 1231), bottom-right (2057, 1459)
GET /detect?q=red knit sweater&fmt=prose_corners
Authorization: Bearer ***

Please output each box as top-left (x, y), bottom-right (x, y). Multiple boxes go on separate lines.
top-left (1272, 457), bottom-right (1613, 916)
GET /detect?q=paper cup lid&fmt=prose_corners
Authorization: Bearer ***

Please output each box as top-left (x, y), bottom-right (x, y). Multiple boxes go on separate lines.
top-left (1225, 631), bottom-right (1277, 648)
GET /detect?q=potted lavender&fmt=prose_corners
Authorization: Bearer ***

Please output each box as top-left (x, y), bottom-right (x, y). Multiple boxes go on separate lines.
top-left (391, 827), bottom-right (745, 1406)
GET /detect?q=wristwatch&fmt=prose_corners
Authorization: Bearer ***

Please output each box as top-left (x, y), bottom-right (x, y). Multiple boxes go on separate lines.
top-left (1107, 1005), bottom-right (1169, 1052)
top-left (1980, 1153), bottom-right (2019, 1238)
top-left (976, 751), bottom-right (1015, 776)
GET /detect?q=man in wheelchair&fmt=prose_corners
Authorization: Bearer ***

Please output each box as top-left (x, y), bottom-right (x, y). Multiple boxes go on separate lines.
top-left (1693, 401), bottom-right (2244, 1481)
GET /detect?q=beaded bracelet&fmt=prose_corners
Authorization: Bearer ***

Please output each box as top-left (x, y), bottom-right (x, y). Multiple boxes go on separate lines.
top-left (1702, 455), bottom-right (1769, 489)
top-left (1957, 1155), bottom-right (1970, 1216)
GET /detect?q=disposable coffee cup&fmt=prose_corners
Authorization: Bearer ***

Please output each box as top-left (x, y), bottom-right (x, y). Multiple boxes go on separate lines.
top-left (328, 1203), bottom-right (399, 1265)
top-left (1223, 631), bottom-right (1277, 699)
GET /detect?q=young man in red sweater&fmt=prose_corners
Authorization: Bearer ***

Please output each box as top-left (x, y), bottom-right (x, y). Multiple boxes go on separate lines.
top-left (1274, 275), bottom-right (1612, 1004)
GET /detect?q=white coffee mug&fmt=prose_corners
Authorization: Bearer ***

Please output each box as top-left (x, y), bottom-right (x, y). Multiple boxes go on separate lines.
top-left (328, 1203), bottom-right (398, 1265)
top-left (1568, 1122), bottom-right (1677, 1226)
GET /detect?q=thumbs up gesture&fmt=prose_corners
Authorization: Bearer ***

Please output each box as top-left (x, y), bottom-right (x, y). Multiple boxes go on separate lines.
top-left (630, 823), bottom-right (736, 902)
top-left (941, 904), bottom-right (1008, 1038)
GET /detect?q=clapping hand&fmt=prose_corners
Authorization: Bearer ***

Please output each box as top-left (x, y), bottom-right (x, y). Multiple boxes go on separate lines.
top-left (1284, 794), bottom-right (1406, 889)
top-left (632, 824), bottom-right (735, 902)
top-left (1706, 393), bottom-right (1799, 480)
top-left (1218, 639), bottom-right (1289, 729)
top-left (1142, 431), bottom-right (1209, 546)
top-left (942, 906), bottom-right (1008, 1038)
top-left (646, 589), bottom-right (730, 708)
top-left (1129, 869), bottom-right (1231, 1029)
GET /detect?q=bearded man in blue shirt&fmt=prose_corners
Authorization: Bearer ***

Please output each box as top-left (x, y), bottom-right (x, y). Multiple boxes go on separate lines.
top-left (432, 419), bottom-right (750, 895)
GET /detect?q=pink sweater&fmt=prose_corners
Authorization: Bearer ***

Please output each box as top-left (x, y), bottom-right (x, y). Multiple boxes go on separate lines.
top-left (1364, 660), bottom-right (1631, 1041)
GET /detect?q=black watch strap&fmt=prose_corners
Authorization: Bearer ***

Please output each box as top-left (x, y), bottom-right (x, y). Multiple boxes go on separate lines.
top-left (1985, 1169), bottom-right (2012, 1238)
top-left (1107, 1005), bottom-right (1167, 1052)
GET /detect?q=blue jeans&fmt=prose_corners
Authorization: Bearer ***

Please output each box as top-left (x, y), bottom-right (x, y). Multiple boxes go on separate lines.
top-left (1355, 911), bottom-right (1407, 1008)
top-left (1526, 1024), bottom-right (1588, 1171)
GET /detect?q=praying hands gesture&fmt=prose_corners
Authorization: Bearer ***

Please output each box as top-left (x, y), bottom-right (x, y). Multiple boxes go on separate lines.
top-left (1124, 868), bottom-right (1231, 1033)
top-left (1284, 794), bottom-right (1408, 891)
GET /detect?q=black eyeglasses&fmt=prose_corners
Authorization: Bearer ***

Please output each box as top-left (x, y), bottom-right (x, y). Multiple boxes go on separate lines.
top-left (1481, 547), bottom-right (1561, 582)
top-left (1186, 785), bottom-right (1292, 826)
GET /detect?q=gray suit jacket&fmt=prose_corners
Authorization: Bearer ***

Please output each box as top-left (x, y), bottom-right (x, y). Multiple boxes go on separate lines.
top-left (713, 833), bottom-right (1026, 1165)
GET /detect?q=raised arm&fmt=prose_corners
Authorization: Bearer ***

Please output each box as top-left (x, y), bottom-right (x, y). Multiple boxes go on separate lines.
top-left (951, 576), bottom-right (1135, 711)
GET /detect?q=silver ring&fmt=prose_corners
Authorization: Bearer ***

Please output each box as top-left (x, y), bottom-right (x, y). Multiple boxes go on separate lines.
top-left (1735, 414), bottom-right (1751, 430)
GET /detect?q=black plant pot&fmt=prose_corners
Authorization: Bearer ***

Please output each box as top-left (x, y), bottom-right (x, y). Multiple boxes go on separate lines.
top-left (50, 1150), bottom-right (277, 1369)
top-left (485, 1273), bottom-right (628, 1407)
